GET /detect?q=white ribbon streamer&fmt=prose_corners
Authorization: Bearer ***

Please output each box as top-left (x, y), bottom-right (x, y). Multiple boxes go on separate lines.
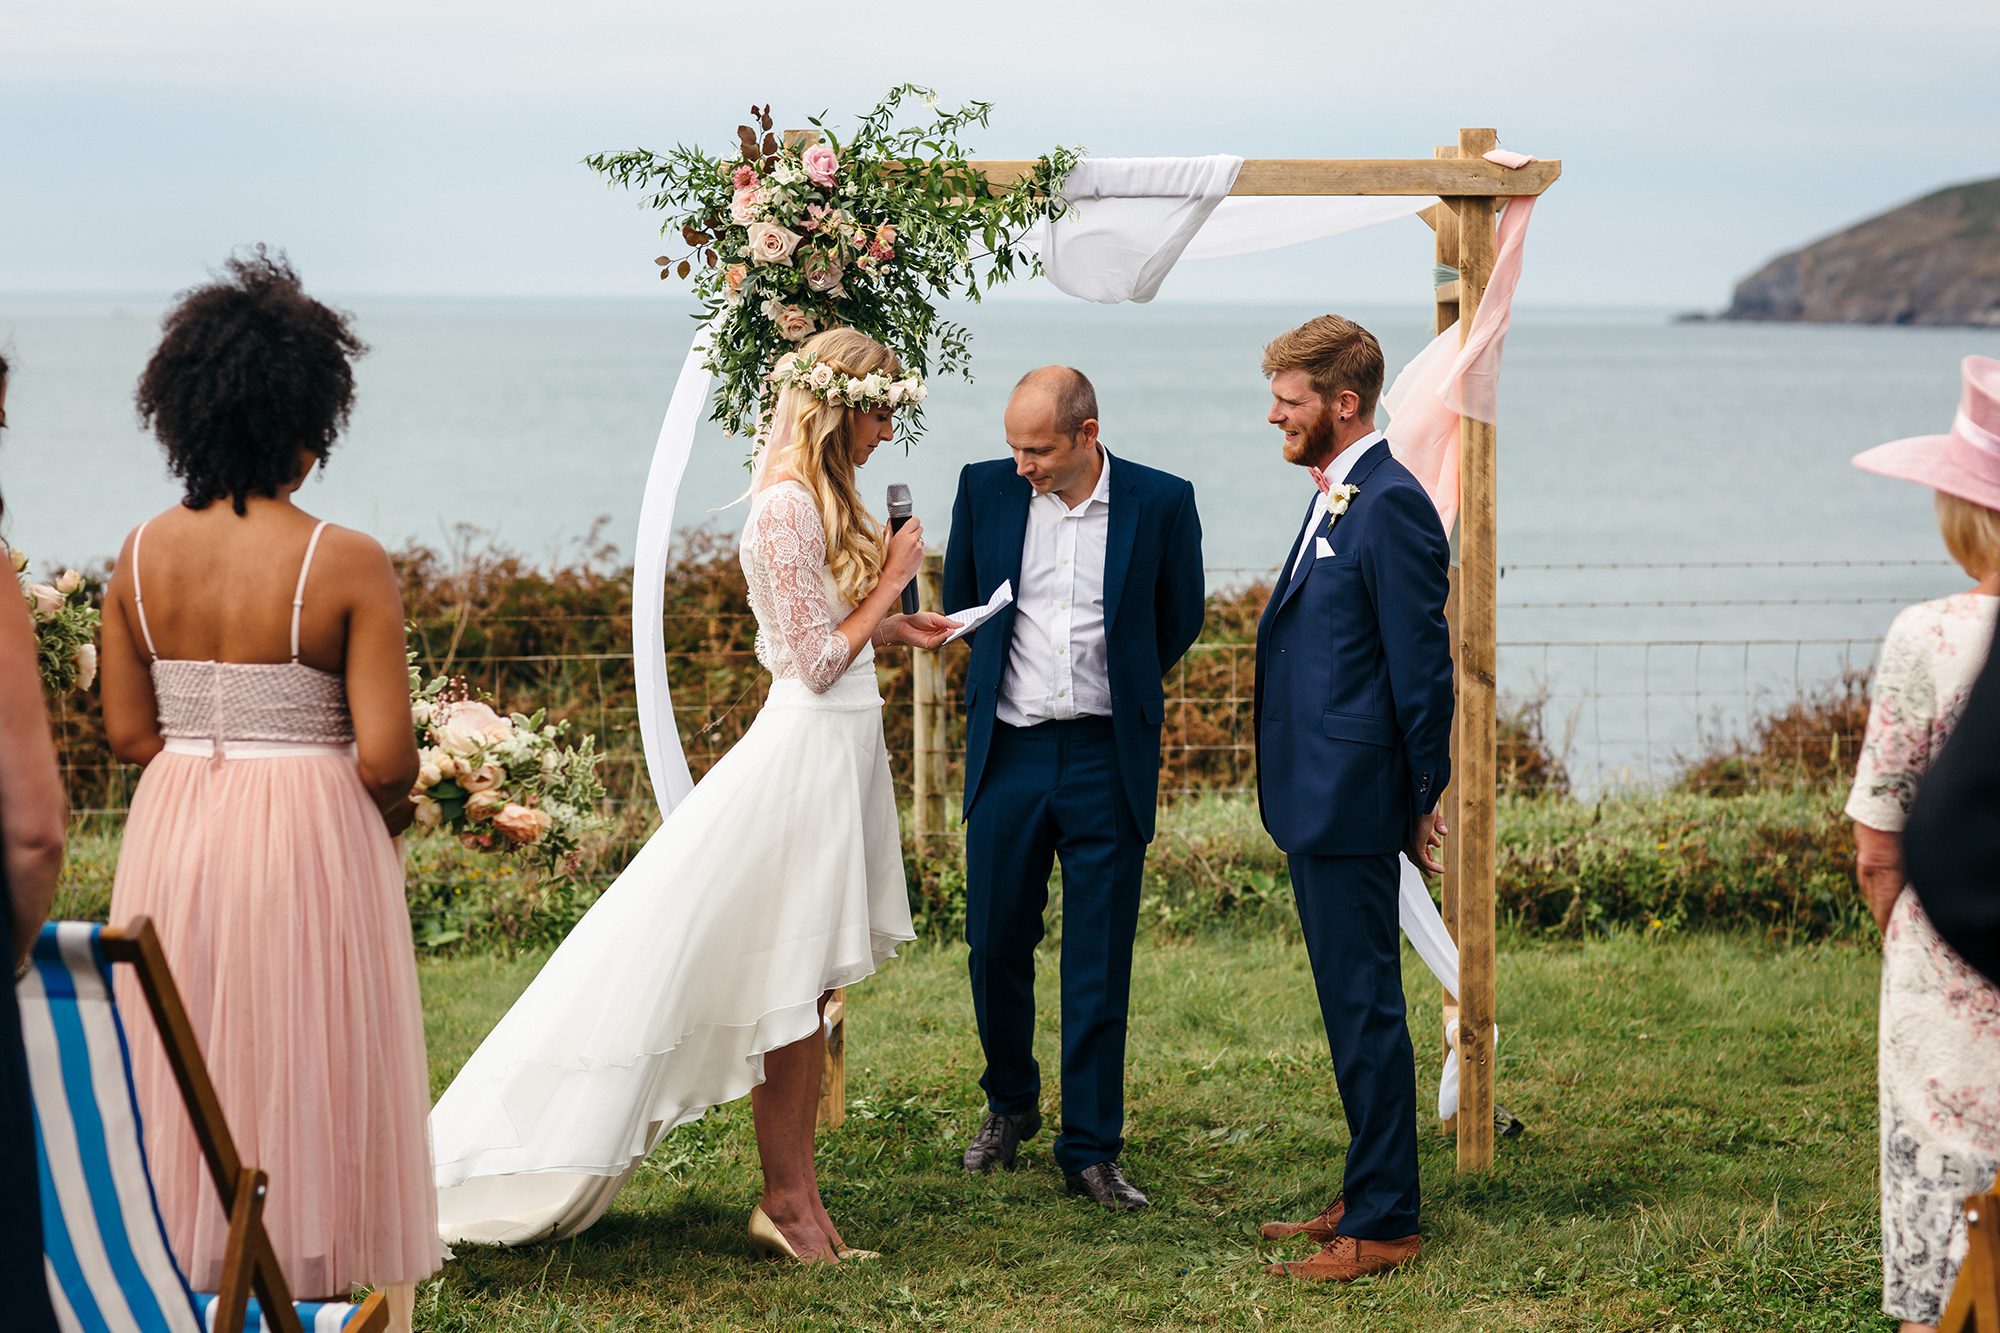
top-left (632, 323), bottom-right (715, 814)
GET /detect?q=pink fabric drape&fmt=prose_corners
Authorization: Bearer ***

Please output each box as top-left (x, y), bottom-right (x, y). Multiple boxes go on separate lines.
top-left (1383, 175), bottom-right (1538, 535)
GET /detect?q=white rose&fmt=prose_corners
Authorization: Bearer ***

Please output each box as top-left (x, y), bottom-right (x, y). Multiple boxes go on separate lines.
top-left (808, 363), bottom-right (836, 391)
top-left (411, 699), bottom-right (433, 727)
top-left (55, 569), bottom-right (83, 596)
top-left (886, 383), bottom-right (905, 407)
top-left (860, 373), bottom-right (889, 400)
top-left (72, 643), bottom-right (98, 691)
top-left (27, 584), bottom-right (61, 618)
top-left (416, 761), bottom-right (442, 791)
top-left (905, 382), bottom-right (928, 404)
top-left (413, 797), bottom-right (443, 827)
top-left (745, 221), bottom-right (802, 267)
top-left (541, 750), bottom-right (565, 773)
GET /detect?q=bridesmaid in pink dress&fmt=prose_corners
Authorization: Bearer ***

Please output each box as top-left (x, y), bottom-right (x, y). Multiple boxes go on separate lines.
top-left (98, 250), bottom-right (437, 1329)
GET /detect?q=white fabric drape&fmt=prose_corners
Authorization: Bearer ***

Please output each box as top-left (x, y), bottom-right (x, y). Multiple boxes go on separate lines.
top-left (631, 325), bottom-right (713, 813)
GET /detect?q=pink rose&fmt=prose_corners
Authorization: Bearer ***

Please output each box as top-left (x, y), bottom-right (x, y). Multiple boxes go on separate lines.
top-left (73, 643), bottom-right (97, 691)
top-left (801, 251), bottom-right (844, 294)
top-left (724, 262), bottom-right (748, 292)
top-left (745, 221), bottom-right (802, 267)
top-left (729, 187), bottom-right (766, 226)
top-left (465, 791), bottom-right (505, 822)
top-left (760, 297), bottom-right (815, 342)
top-left (802, 143), bottom-right (839, 188)
top-left (436, 700), bottom-right (504, 755)
top-left (867, 240), bottom-right (894, 264)
top-left (493, 803), bottom-right (542, 845)
top-left (27, 583), bottom-right (61, 618)
top-left (873, 223), bottom-right (897, 247)
top-left (461, 763), bottom-right (504, 794)
top-left (732, 164), bottom-right (760, 191)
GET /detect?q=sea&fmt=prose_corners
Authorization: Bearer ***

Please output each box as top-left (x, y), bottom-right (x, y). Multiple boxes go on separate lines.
top-left (7, 296), bottom-right (2000, 790)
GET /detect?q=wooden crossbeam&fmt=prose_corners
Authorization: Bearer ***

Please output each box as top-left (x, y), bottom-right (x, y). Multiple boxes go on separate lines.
top-left (968, 156), bottom-right (1560, 198)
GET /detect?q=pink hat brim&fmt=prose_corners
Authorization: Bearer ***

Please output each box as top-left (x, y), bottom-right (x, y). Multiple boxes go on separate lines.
top-left (1852, 434), bottom-right (2000, 512)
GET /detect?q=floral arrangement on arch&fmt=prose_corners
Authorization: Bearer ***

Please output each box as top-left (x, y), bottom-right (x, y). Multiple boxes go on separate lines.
top-left (12, 547), bottom-right (100, 695)
top-left (586, 85), bottom-right (1081, 441)
top-left (407, 659), bottom-right (607, 875)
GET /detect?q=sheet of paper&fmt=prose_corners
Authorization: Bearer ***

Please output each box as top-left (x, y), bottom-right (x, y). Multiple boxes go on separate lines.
top-left (942, 579), bottom-right (1013, 644)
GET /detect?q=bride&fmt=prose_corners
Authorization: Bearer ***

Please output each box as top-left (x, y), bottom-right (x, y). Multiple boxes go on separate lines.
top-left (430, 327), bottom-right (956, 1263)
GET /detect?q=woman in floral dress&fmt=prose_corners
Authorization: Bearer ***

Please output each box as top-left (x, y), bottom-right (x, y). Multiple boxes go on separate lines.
top-left (1848, 354), bottom-right (2000, 1331)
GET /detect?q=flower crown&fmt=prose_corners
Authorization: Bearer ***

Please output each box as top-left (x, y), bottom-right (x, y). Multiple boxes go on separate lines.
top-left (770, 352), bottom-right (927, 412)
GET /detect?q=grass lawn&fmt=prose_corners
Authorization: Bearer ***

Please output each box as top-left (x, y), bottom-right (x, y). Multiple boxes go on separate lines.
top-left (415, 930), bottom-right (1889, 1331)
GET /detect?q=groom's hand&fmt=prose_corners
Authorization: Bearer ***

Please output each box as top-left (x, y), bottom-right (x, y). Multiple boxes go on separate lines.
top-left (1407, 809), bottom-right (1447, 876)
top-left (889, 611), bottom-right (961, 651)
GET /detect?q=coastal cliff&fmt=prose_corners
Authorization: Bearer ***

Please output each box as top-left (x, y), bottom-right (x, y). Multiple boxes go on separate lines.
top-left (1722, 177), bottom-right (2000, 327)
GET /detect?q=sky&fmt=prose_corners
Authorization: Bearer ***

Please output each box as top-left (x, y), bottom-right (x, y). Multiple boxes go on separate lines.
top-left (3, 0), bottom-right (1997, 308)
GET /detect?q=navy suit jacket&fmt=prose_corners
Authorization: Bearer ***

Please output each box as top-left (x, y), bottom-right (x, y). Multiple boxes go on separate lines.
top-left (1253, 439), bottom-right (1453, 857)
top-left (944, 453), bottom-right (1205, 842)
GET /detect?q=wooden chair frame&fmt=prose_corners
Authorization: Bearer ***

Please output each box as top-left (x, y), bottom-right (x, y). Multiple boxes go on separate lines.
top-left (1941, 1182), bottom-right (2000, 1331)
top-left (102, 918), bottom-right (388, 1333)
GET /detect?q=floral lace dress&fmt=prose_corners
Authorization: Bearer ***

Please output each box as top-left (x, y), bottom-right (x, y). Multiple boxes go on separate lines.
top-left (1846, 591), bottom-right (2000, 1323)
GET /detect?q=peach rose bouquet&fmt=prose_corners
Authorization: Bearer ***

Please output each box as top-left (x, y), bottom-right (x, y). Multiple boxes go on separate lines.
top-left (11, 547), bottom-right (100, 695)
top-left (406, 656), bottom-right (606, 874)
top-left (585, 85), bottom-right (1080, 444)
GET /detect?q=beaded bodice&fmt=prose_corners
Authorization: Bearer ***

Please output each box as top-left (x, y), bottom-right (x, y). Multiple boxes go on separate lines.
top-left (150, 659), bottom-right (354, 744)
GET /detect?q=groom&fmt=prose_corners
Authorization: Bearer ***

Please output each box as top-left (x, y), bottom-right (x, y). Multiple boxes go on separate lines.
top-left (1251, 316), bottom-right (1452, 1280)
top-left (943, 366), bottom-right (1204, 1210)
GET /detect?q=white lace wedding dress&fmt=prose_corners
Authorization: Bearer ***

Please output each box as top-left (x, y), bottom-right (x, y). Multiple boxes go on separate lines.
top-left (430, 481), bottom-right (915, 1246)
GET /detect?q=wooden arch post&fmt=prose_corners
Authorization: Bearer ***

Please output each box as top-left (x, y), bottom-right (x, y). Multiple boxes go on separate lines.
top-left (810, 134), bottom-right (1558, 1167)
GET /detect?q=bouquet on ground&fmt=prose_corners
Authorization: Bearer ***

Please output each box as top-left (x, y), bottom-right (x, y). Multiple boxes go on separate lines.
top-left (12, 547), bottom-right (99, 695)
top-left (585, 84), bottom-right (1081, 441)
top-left (408, 661), bottom-right (606, 875)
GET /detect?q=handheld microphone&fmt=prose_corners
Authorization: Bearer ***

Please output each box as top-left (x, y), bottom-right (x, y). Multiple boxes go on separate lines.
top-left (886, 484), bottom-right (920, 615)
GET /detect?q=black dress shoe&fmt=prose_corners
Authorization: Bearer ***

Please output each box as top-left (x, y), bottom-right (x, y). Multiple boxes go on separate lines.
top-left (962, 1108), bottom-right (1042, 1172)
top-left (1064, 1161), bottom-right (1150, 1210)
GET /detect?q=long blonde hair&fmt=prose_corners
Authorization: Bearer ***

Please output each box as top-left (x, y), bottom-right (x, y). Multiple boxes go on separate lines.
top-left (767, 327), bottom-right (897, 606)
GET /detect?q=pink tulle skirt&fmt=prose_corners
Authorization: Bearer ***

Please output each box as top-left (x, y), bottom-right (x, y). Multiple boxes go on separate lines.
top-left (108, 743), bottom-right (440, 1297)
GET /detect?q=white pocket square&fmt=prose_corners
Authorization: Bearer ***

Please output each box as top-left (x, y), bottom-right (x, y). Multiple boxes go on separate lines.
top-left (1314, 536), bottom-right (1336, 560)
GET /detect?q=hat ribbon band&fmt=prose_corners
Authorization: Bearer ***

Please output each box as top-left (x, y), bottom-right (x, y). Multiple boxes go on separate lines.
top-left (1956, 410), bottom-right (2000, 460)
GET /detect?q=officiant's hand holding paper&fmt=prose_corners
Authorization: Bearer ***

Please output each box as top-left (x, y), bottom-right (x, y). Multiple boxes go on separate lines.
top-left (942, 580), bottom-right (1014, 645)
top-left (891, 610), bottom-right (961, 651)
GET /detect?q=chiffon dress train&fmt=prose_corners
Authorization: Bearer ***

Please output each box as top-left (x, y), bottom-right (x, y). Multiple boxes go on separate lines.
top-left (430, 481), bottom-right (914, 1246)
top-left (108, 521), bottom-right (440, 1297)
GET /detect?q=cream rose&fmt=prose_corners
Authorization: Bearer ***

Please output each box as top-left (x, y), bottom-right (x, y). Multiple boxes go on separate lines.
top-left (493, 803), bottom-right (542, 844)
top-left (746, 221), bottom-right (802, 267)
top-left (73, 643), bottom-right (98, 691)
top-left (461, 763), bottom-right (504, 794)
top-left (413, 797), bottom-right (444, 827)
top-left (773, 304), bottom-right (814, 342)
top-left (55, 569), bottom-right (83, 596)
top-left (808, 362), bottom-right (836, 391)
top-left (411, 699), bottom-right (433, 727)
top-left (729, 186), bottom-right (766, 226)
top-left (466, 791), bottom-right (506, 823)
top-left (415, 760), bottom-right (442, 791)
top-left (437, 700), bottom-right (504, 756)
top-left (434, 753), bottom-right (461, 780)
top-left (7, 547), bottom-right (26, 574)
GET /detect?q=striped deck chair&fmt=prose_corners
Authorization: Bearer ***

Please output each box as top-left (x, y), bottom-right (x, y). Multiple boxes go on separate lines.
top-left (20, 919), bottom-right (387, 1333)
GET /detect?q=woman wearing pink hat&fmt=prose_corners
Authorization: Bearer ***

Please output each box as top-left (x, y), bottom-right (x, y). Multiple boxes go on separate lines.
top-left (1847, 354), bottom-right (2000, 1331)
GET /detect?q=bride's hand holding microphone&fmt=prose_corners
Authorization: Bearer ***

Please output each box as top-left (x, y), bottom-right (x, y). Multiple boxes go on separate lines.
top-left (875, 484), bottom-right (958, 650)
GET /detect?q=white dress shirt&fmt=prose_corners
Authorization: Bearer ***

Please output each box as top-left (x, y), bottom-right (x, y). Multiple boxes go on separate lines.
top-left (1290, 430), bottom-right (1383, 578)
top-left (997, 449), bottom-right (1114, 727)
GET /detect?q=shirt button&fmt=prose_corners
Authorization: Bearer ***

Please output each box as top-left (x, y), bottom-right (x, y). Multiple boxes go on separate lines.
top-left (1057, 689), bottom-right (1067, 697)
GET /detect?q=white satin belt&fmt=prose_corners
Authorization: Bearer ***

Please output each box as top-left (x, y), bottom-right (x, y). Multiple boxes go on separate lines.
top-left (161, 738), bottom-right (357, 760)
top-left (762, 667), bottom-right (883, 713)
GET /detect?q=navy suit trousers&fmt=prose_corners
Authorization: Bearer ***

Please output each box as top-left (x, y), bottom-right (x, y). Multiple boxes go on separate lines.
top-left (1288, 851), bottom-right (1421, 1238)
top-left (1, 911), bottom-right (59, 1331)
top-left (965, 718), bottom-right (1146, 1175)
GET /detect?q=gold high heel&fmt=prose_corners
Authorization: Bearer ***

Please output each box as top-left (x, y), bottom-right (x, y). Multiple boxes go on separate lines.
top-left (747, 1206), bottom-right (803, 1262)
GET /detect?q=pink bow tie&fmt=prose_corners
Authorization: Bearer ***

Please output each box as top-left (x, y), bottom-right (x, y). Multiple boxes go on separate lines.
top-left (1309, 466), bottom-right (1332, 495)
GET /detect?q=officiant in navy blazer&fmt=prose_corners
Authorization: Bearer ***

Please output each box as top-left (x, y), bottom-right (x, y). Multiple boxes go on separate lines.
top-left (942, 366), bottom-right (1204, 1211)
top-left (1250, 316), bottom-right (1453, 1283)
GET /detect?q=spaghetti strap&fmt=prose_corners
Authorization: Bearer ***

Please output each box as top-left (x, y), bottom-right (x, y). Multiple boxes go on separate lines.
top-left (130, 522), bottom-right (161, 660)
top-left (290, 521), bottom-right (331, 664)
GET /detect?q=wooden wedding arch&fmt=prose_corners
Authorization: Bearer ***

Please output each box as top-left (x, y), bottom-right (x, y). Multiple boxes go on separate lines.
top-left (811, 128), bottom-right (1561, 1174)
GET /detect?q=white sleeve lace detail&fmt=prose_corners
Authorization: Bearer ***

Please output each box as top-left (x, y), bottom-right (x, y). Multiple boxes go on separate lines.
top-left (751, 487), bottom-right (854, 693)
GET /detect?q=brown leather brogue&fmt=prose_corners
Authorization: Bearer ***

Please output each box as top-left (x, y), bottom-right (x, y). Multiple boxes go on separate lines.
top-left (1258, 1195), bottom-right (1345, 1242)
top-left (1264, 1233), bottom-right (1420, 1281)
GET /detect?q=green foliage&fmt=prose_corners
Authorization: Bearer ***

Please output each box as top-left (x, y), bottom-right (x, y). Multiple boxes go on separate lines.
top-left (584, 86), bottom-right (1082, 442)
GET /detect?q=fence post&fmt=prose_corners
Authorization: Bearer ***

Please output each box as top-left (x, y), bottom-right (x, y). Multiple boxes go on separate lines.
top-left (912, 551), bottom-right (948, 845)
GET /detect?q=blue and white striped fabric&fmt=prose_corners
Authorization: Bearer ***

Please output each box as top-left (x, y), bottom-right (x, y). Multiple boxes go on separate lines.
top-left (20, 922), bottom-right (367, 1333)
top-left (189, 1296), bottom-right (363, 1332)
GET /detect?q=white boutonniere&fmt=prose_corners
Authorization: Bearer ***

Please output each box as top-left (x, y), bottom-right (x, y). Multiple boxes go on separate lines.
top-left (1321, 482), bottom-right (1359, 534)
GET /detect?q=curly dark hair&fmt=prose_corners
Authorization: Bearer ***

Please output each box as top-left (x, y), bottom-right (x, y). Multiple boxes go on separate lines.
top-left (136, 247), bottom-right (367, 513)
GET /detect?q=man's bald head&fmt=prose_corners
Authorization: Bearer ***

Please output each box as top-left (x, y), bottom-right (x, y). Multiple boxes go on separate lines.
top-left (1009, 365), bottom-right (1099, 437)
